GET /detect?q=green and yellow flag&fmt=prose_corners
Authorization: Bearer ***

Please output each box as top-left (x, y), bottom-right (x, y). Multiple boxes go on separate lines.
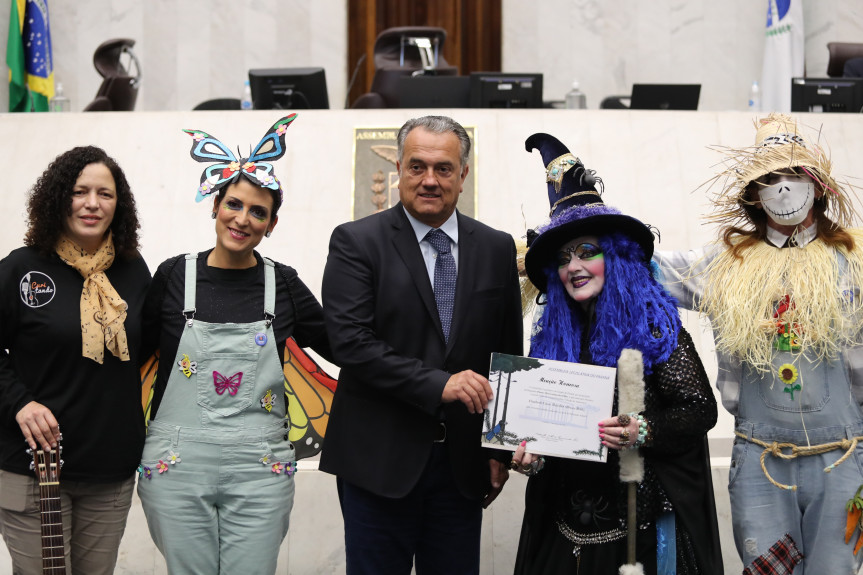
top-left (7, 0), bottom-right (54, 112)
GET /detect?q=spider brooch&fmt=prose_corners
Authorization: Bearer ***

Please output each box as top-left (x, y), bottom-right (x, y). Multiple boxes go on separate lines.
top-left (570, 490), bottom-right (611, 526)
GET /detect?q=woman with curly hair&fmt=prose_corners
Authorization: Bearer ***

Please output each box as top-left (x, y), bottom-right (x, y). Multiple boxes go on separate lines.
top-left (0, 146), bottom-right (150, 574)
top-left (510, 134), bottom-right (721, 574)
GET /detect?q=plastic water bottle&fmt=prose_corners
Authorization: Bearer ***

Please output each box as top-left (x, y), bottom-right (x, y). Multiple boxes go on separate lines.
top-left (50, 82), bottom-right (70, 112)
top-left (241, 80), bottom-right (253, 110)
top-left (565, 81), bottom-right (587, 109)
top-left (748, 80), bottom-right (761, 112)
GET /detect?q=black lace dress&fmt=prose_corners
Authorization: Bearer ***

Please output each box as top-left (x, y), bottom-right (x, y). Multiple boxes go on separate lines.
top-left (513, 329), bottom-right (722, 575)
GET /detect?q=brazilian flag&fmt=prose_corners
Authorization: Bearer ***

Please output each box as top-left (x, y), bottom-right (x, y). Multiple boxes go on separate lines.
top-left (7, 0), bottom-right (54, 112)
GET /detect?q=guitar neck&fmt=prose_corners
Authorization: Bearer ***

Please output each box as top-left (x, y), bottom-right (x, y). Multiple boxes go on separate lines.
top-left (33, 446), bottom-right (66, 572)
top-left (38, 481), bottom-right (64, 571)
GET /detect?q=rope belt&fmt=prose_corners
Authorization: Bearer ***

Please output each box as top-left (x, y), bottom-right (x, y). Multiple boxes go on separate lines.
top-left (735, 431), bottom-right (863, 491)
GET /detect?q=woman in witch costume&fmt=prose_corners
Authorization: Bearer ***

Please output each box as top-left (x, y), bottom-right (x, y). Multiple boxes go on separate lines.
top-left (510, 133), bottom-right (721, 574)
top-left (138, 115), bottom-right (331, 575)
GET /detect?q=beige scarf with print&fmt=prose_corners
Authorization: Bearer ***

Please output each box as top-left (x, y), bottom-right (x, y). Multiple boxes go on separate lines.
top-left (56, 232), bottom-right (130, 363)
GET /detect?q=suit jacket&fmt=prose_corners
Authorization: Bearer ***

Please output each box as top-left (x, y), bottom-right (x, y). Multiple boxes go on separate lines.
top-left (319, 204), bottom-right (523, 499)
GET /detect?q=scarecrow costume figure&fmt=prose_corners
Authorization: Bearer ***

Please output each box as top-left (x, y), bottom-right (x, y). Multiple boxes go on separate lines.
top-left (515, 133), bottom-right (721, 575)
top-left (655, 113), bottom-right (863, 574)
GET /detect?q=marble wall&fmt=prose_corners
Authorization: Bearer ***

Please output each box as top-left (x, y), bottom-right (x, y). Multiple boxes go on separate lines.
top-left (503, 0), bottom-right (863, 110)
top-left (0, 1), bottom-right (860, 112)
top-left (0, 0), bottom-right (348, 112)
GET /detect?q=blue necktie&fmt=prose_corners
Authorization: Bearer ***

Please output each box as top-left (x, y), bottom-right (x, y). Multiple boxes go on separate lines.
top-left (425, 229), bottom-right (456, 342)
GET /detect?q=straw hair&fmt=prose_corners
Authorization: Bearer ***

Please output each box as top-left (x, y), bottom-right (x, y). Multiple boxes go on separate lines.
top-left (516, 238), bottom-right (540, 317)
top-left (697, 229), bottom-right (863, 373)
top-left (704, 113), bottom-right (853, 233)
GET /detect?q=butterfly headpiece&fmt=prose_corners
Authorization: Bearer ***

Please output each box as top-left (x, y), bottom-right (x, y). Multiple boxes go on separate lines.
top-left (183, 114), bottom-right (298, 203)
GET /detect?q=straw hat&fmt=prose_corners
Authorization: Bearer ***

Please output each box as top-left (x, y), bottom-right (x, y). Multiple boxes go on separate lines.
top-left (710, 113), bottom-right (852, 228)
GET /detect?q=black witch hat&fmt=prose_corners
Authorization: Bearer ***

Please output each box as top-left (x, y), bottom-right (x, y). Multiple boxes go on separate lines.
top-left (523, 133), bottom-right (655, 292)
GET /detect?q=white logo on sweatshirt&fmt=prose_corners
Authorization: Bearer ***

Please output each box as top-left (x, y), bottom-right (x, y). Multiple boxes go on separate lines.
top-left (19, 271), bottom-right (56, 308)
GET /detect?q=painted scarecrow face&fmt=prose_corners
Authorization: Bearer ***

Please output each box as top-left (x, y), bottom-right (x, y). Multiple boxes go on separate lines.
top-left (757, 171), bottom-right (816, 227)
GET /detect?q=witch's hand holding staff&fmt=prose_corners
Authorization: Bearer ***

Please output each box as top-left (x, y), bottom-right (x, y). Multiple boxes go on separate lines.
top-left (599, 411), bottom-right (641, 450)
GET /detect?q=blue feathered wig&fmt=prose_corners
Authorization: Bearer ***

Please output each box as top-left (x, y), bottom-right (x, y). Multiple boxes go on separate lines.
top-left (529, 232), bottom-right (681, 374)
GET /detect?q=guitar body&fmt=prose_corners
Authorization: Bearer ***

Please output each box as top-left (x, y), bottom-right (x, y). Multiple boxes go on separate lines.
top-left (32, 444), bottom-right (66, 574)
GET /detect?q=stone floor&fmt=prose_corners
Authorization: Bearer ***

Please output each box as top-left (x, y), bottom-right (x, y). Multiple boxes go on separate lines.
top-left (0, 463), bottom-right (742, 574)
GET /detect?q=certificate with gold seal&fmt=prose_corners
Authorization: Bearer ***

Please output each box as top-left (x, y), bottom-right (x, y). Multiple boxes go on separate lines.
top-left (481, 353), bottom-right (616, 462)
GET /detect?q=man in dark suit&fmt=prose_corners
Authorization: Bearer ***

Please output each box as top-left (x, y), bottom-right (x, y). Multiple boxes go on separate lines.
top-left (320, 115), bottom-right (523, 574)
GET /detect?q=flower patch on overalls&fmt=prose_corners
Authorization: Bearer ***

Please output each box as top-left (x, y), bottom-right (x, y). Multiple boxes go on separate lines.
top-left (773, 295), bottom-right (802, 352)
top-left (778, 363), bottom-right (801, 399)
top-left (138, 450), bottom-right (183, 479)
top-left (260, 454), bottom-right (296, 476)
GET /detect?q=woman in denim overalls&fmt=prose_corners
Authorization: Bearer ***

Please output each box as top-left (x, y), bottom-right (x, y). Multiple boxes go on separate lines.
top-left (656, 113), bottom-right (863, 574)
top-left (139, 116), bottom-right (331, 574)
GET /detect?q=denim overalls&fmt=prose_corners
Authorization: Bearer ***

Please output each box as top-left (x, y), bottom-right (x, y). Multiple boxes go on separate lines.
top-left (138, 254), bottom-right (295, 575)
top-left (730, 253), bottom-right (863, 574)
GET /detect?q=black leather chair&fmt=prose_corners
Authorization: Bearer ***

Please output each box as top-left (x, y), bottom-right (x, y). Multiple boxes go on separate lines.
top-left (193, 98), bottom-right (241, 110)
top-left (827, 42), bottom-right (863, 77)
top-left (83, 38), bottom-right (141, 112)
top-left (600, 95), bottom-right (631, 109)
top-left (352, 27), bottom-right (458, 109)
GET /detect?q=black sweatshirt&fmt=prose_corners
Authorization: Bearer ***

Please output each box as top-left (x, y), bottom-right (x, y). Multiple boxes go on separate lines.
top-left (0, 247), bottom-right (150, 482)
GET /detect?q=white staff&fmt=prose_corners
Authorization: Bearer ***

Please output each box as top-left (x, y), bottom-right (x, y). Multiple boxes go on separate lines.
top-left (617, 348), bottom-right (645, 575)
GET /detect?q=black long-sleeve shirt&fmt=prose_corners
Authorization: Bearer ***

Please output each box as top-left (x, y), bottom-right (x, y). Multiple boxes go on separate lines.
top-left (0, 247), bottom-right (150, 482)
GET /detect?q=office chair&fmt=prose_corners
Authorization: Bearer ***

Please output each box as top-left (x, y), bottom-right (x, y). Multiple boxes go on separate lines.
top-left (351, 26), bottom-right (458, 109)
top-left (600, 95), bottom-right (631, 109)
top-left (193, 98), bottom-right (242, 110)
top-left (826, 42), bottom-right (863, 77)
top-left (83, 38), bottom-right (141, 112)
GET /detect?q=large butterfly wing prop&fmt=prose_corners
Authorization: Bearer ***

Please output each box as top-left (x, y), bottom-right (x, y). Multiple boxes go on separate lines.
top-left (282, 337), bottom-right (337, 459)
top-left (183, 128), bottom-right (237, 163)
top-left (182, 128), bottom-right (242, 202)
top-left (243, 114), bottom-right (298, 192)
top-left (140, 351), bottom-right (160, 427)
top-left (182, 115), bottom-right (298, 202)
top-left (249, 115), bottom-right (297, 162)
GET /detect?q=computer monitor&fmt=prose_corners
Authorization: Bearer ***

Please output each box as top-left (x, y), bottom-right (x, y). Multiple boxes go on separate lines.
top-left (791, 77), bottom-right (863, 113)
top-left (629, 84), bottom-right (701, 110)
top-left (398, 76), bottom-right (470, 108)
top-left (469, 72), bottom-right (543, 108)
top-left (248, 67), bottom-right (330, 110)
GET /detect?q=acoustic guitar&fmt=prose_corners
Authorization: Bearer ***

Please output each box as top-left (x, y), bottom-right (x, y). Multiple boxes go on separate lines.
top-left (31, 442), bottom-right (65, 573)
